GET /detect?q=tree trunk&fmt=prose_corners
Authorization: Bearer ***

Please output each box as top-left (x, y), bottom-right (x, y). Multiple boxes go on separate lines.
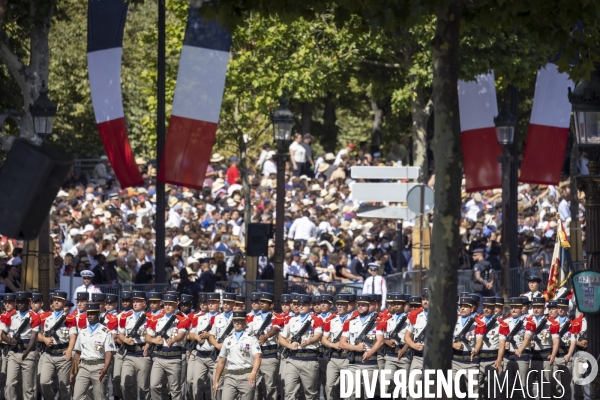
top-left (370, 99), bottom-right (383, 154)
top-left (301, 101), bottom-right (312, 134)
top-left (410, 77), bottom-right (432, 179)
top-left (322, 93), bottom-right (337, 152)
top-left (424, 0), bottom-right (463, 389)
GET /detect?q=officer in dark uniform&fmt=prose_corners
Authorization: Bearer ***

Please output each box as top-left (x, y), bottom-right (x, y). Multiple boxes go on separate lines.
top-left (520, 275), bottom-right (543, 303)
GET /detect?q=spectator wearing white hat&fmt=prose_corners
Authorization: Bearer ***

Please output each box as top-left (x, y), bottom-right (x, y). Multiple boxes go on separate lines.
top-left (72, 269), bottom-right (102, 302)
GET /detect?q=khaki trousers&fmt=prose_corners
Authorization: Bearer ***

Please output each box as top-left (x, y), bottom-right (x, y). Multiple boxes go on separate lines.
top-left (121, 355), bottom-right (152, 400)
top-left (256, 357), bottom-right (278, 400)
top-left (325, 357), bottom-right (348, 400)
top-left (383, 354), bottom-right (411, 398)
top-left (346, 363), bottom-right (378, 400)
top-left (39, 352), bottom-right (71, 400)
top-left (552, 356), bottom-right (572, 400)
top-left (479, 359), bottom-right (501, 400)
top-left (451, 360), bottom-right (479, 399)
top-left (112, 351), bottom-right (124, 399)
top-left (5, 350), bottom-right (37, 400)
top-left (150, 357), bottom-right (183, 400)
top-left (72, 362), bottom-right (108, 400)
top-left (181, 353), bottom-right (189, 399)
top-left (190, 355), bottom-right (215, 400)
top-left (0, 352), bottom-right (5, 400)
top-left (318, 357), bottom-right (328, 399)
top-left (283, 358), bottom-right (319, 400)
top-left (503, 357), bottom-right (532, 400)
top-left (408, 355), bottom-right (423, 400)
top-left (222, 373), bottom-right (255, 400)
top-left (530, 356), bottom-right (552, 399)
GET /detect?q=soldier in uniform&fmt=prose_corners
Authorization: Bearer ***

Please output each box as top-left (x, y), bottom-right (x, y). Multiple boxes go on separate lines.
top-left (37, 291), bottom-right (77, 400)
top-left (208, 292), bottom-right (237, 400)
top-left (72, 270), bottom-right (102, 302)
top-left (451, 295), bottom-right (484, 399)
top-left (119, 291), bottom-right (151, 400)
top-left (31, 293), bottom-right (44, 314)
top-left (105, 294), bottom-right (120, 316)
top-left (213, 311), bottom-right (262, 400)
top-left (146, 293), bottom-right (189, 400)
top-left (550, 298), bottom-right (577, 400)
top-left (347, 294), bottom-right (357, 315)
top-left (494, 297), bottom-right (505, 317)
top-left (339, 294), bottom-right (383, 400)
top-left (112, 291), bottom-right (132, 400)
top-left (382, 294), bottom-right (409, 397)
top-left (405, 290), bottom-right (428, 398)
top-left (188, 292), bottom-right (220, 400)
top-left (478, 297), bottom-right (503, 399)
top-left (523, 297), bottom-right (559, 398)
top-left (72, 292), bottom-right (88, 322)
top-left (521, 276), bottom-right (542, 314)
top-left (277, 294), bottom-right (293, 399)
top-left (70, 302), bottom-right (116, 399)
top-left (249, 292), bottom-right (280, 400)
top-left (316, 294), bottom-right (334, 397)
top-left (278, 294), bottom-right (323, 400)
top-left (0, 294), bottom-right (15, 400)
top-left (179, 294), bottom-right (194, 400)
top-left (147, 292), bottom-right (164, 318)
top-left (0, 291), bottom-right (41, 400)
top-left (322, 293), bottom-right (352, 400)
top-left (235, 296), bottom-right (246, 312)
top-left (248, 293), bottom-right (262, 319)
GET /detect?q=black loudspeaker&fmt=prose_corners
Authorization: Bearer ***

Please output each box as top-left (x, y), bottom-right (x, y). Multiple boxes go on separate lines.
top-left (0, 139), bottom-right (73, 240)
top-left (246, 223), bottom-right (270, 256)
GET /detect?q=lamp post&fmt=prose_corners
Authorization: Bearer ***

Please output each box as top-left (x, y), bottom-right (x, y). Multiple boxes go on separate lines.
top-left (270, 97), bottom-right (294, 310)
top-left (494, 104), bottom-right (516, 304)
top-left (569, 68), bottom-right (600, 399)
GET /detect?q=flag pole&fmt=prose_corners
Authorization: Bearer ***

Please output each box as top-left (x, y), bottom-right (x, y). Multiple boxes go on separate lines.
top-left (155, 0), bottom-right (166, 284)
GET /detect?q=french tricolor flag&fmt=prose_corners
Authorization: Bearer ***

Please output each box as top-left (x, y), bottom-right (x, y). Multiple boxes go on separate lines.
top-left (520, 64), bottom-right (574, 185)
top-left (87, 0), bottom-right (144, 188)
top-left (158, 7), bottom-right (232, 189)
top-left (458, 72), bottom-right (502, 192)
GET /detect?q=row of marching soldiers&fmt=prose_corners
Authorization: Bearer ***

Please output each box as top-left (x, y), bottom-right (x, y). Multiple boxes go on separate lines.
top-left (0, 288), bottom-right (589, 400)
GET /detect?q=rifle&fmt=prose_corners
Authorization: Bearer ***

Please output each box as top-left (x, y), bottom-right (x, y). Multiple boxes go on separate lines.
top-left (481, 316), bottom-right (498, 345)
top-left (147, 314), bottom-right (177, 357)
top-left (534, 316), bottom-right (548, 336)
top-left (186, 317), bottom-right (213, 352)
top-left (323, 329), bottom-right (344, 362)
top-left (453, 316), bottom-right (476, 343)
top-left (279, 318), bottom-right (313, 359)
top-left (251, 313), bottom-right (273, 338)
top-left (405, 322), bottom-right (427, 360)
top-left (3, 315), bottom-right (31, 356)
top-left (346, 313), bottom-right (377, 364)
top-left (210, 320), bottom-right (234, 361)
top-left (118, 313), bottom-right (147, 356)
top-left (505, 318), bottom-right (525, 343)
top-left (558, 321), bottom-right (572, 349)
top-left (36, 313), bottom-right (67, 354)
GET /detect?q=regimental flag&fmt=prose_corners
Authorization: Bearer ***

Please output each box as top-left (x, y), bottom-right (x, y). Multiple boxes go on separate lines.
top-left (520, 64), bottom-right (574, 185)
top-left (87, 0), bottom-right (144, 188)
top-left (458, 72), bottom-right (503, 192)
top-left (158, 7), bottom-right (232, 189)
top-left (544, 220), bottom-right (573, 301)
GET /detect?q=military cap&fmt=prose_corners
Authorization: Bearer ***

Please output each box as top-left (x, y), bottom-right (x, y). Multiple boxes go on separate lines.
top-left (335, 294), bottom-right (350, 303)
top-left (472, 248), bottom-right (485, 254)
top-left (509, 297), bottom-right (526, 306)
top-left (198, 293), bottom-right (207, 302)
top-left (148, 292), bottom-right (162, 301)
top-left (356, 295), bottom-right (371, 304)
top-left (367, 262), bottom-right (380, 270)
top-left (527, 275), bottom-right (542, 283)
top-left (531, 297), bottom-right (546, 306)
top-left (32, 292), bottom-right (43, 302)
top-left (222, 293), bottom-right (237, 302)
top-left (409, 296), bottom-right (422, 305)
top-left (495, 297), bottom-right (505, 306)
top-left (16, 291), bottom-right (32, 301)
top-left (482, 297), bottom-right (496, 306)
top-left (76, 292), bottom-right (89, 301)
top-left (468, 294), bottom-right (480, 304)
top-left (312, 295), bottom-right (321, 304)
top-left (422, 288), bottom-right (429, 298)
top-left (547, 300), bottom-right (558, 308)
top-left (105, 294), bottom-right (118, 303)
top-left (52, 291), bottom-right (68, 301)
top-left (372, 294), bottom-right (382, 303)
top-left (166, 291), bottom-right (179, 297)
top-left (386, 293), bottom-right (398, 302)
top-left (291, 294), bottom-right (300, 303)
top-left (397, 294), bottom-right (409, 303)
top-left (249, 292), bottom-right (262, 301)
top-left (65, 300), bottom-right (74, 308)
top-left (163, 293), bottom-right (179, 303)
top-left (460, 292), bottom-right (470, 297)
top-left (347, 294), bottom-right (357, 302)
top-left (521, 296), bottom-right (531, 304)
top-left (81, 270), bottom-right (94, 278)
top-left (280, 294), bottom-right (292, 303)
top-left (91, 293), bottom-right (106, 302)
top-left (181, 294), bottom-right (194, 303)
top-left (260, 293), bottom-right (274, 302)
top-left (459, 296), bottom-right (475, 306)
top-left (557, 298), bottom-right (569, 307)
top-left (4, 293), bottom-right (16, 301)
top-left (321, 295), bottom-right (334, 304)
top-left (121, 291), bottom-right (133, 300)
top-left (87, 302), bottom-right (100, 312)
top-left (297, 294), bottom-right (312, 304)
top-left (132, 291), bottom-right (146, 300)
top-left (236, 295), bottom-right (246, 304)
top-left (232, 311), bottom-right (247, 320)
top-left (207, 293), bottom-right (221, 301)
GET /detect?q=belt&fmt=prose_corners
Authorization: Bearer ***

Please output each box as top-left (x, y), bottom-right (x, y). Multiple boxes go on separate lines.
top-left (330, 349), bottom-right (347, 359)
top-left (531, 349), bottom-right (552, 360)
top-left (154, 350), bottom-right (182, 359)
top-left (479, 349), bottom-right (498, 359)
top-left (224, 368), bottom-right (252, 376)
top-left (125, 345), bottom-right (146, 356)
top-left (412, 350), bottom-right (424, 358)
top-left (353, 351), bottom-right (378, 363)
top-left (9, 340), bottom-right (30, 353)
top-left (260, 345), bottom-right (278, 357)
top-left (81, 359), bottom-right (104, 366)
top-left (46, 343), bottom-right (69, 356)
top-left (194, 350), bottom-right (213, 358)
top-left (289, 349), bottom-right (318, 361)
top-left (504, 350), bottom-right (531, 362)
top-left (452, 350), bottom-right (480, 363)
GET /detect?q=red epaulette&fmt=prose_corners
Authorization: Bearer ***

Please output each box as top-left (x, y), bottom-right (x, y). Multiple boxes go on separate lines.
top-left (568, 316), bottom-right (582, 334)
top-left (324, 313), bottom-right (337, 324)
top-left (498, 318), bottom-right (510, 336)
top-left (474, 315), bottom-right (486, 335)
top-left (77, 312), bottom-right (87, 329)
top-left (28, 311), bottom-right (42, 329)
top-left (246, 314), bottom-right (254, 323)
top-left (548, 317), bottom-right (559, 334)
top-left (0, 309), bottom-right (16, 326)
top-left (176, 312), bottom-right (190, 329)
top-left (525, 316), bottom-right (536, 332)
top-left (40, 311), bottom-right (52, 324)
top-left (105, 313), bottom-right (118, 331)
top-left (407, 307), bottom-right (423, 325)
top-left (119, 311), bottom-right (133, 328)
top-left (65, 313), bottom-right (77, 329)
top-left (310, 314), bottom-right (323, 328)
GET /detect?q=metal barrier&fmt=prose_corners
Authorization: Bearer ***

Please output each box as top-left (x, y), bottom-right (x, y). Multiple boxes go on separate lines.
top-left (509, 266), bottom-right (550, 296)
top-left (121, 283), bottom-right (172, 294)
top-left (96, 284), bottom-right (121, 297)
top-left (73, 158), bottom-right (101, 176)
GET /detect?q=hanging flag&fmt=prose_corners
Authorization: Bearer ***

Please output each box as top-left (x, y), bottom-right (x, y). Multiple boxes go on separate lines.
top-left (520, 64), bottom-right (574, 185)
top-left (544, 220), bottom-right (573, 301)
top-left (87, 0), bottom-right (144, 188)
top-left (458, 72), bottom-right (502, 192)
top-left (158, 7), bottom-right (232, 189)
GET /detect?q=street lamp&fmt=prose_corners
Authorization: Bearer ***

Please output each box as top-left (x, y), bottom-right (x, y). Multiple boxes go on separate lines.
top-left (494, 103), bottom-right (517, 305)
top-left (270, 97), bottom-right (294, 310)
top-left (568, 66), bottom-right (600, 399)
top-left (29, 81), bottom-right (56, 142)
